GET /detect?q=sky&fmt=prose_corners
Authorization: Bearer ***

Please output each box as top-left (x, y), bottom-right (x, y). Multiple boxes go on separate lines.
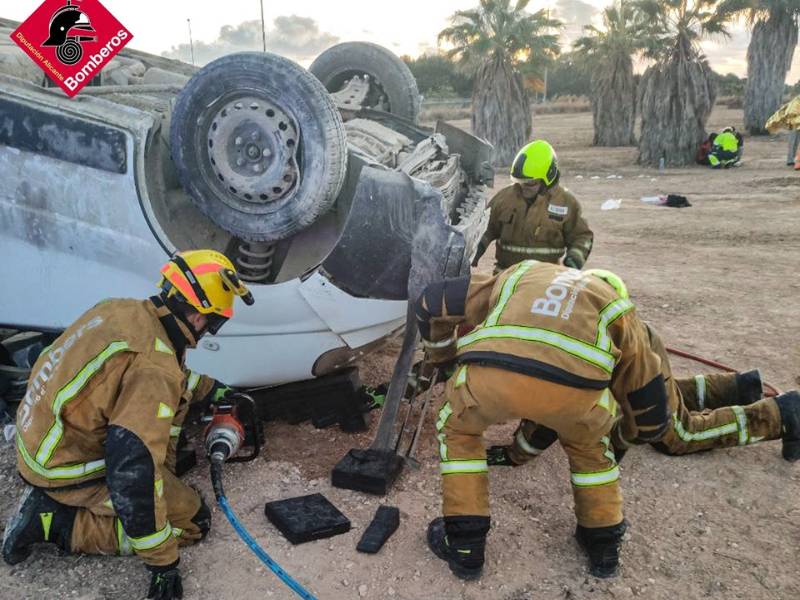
top-left (6, 0), bottom-right (800, 83)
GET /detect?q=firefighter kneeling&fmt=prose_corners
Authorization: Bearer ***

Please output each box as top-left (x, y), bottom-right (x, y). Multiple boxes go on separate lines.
top-left (415, 261), bottom-right (800, 579)
top-left (3, 250), bottom-right (253, 600)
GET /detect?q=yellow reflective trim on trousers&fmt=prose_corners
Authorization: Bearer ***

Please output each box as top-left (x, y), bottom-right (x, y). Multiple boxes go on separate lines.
top-left (601, 436), bottom-right (616, 464)
top-left (115, 519), bottom-right (133, 556)
top-left (585, 269), bottom-right (629, 299)
top-left (485, 261), bottom-right (536, 327)
top-left (187, 371), bottom-right (201, 392)
top-left (128, 523), bottom-right (173, 551)
top-left (595, 299), bottom-right (635, 352)
top-left (458, 325), bottom-right (616, 374)
top-left (155, 478), bottom-right (164, 498)
top-left (170, 425), bottom-right (182, 438)
top-left (731, 405), bottom-right (749, 445)
top-left (571, 465), bottom-right (619, 487)
top-left (695, 375), bottom-right (706, 410)
top-left (436, 402), bottom-right (454, 461)
top-left (671, 413), bottom-right (738, 442)
top-left (17, 432), bottom-right (106, 480)
top-left (35, 341), bottom-right (130, 466)
top-left (172, 527), bottom-right (183, 538)
top-left (596, 389), bottom-right (617, 417)
top-left (440, 459), bottom-right (489, 475)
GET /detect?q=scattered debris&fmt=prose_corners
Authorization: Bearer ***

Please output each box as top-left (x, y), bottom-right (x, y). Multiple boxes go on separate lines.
top-left (601, 199), bottom-right (622, 210)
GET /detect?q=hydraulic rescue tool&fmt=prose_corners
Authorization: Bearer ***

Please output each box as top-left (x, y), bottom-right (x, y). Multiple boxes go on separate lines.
top-left (204, 393), bottom-right (317, 600)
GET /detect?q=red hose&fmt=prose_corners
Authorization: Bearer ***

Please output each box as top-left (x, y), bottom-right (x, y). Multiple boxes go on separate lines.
top-left (666, 346), bottom-right (781, 397)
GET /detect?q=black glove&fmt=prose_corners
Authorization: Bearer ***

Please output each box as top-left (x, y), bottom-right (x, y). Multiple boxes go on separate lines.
top-left (147, 562), bottom-right (183, 600)
top-left (209, 380), bottom-right (233, 404)
top-left (486, 445), bottom-right (518, 467)
top-left (563, 254), bottom-right (582, 269)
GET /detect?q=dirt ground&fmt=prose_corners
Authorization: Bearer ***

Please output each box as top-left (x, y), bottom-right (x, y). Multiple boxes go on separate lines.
top-left (1, 107), bottom-right (798, 600)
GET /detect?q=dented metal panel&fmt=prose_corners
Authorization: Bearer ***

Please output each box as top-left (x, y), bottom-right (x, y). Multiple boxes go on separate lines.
top-left (0, 97), bottom-right (127, 174)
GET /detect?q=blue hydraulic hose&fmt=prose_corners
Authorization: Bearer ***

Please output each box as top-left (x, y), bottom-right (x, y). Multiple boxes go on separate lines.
top-left (211, 459), bottom-right (318, 600)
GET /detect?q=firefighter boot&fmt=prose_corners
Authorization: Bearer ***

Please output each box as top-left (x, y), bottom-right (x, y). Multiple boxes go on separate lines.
top-left (775, 391), bottom-right (800, 461)
top-left (736, 370), bottom-right (763, 405)
top-left (2, 486), bottom-right (76, 565)
top-left (575, 521), bottom-right (627, 578)
top-left (427, 516), bottom-right (490, 581)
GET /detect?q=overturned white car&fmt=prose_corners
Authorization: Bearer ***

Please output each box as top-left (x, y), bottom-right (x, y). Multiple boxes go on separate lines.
top-left (0, 24), bottom-right (491, 392)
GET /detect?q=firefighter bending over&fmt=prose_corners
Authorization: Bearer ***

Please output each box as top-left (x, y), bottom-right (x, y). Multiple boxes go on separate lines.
top-left (414, 261), bottom-right (800, 579)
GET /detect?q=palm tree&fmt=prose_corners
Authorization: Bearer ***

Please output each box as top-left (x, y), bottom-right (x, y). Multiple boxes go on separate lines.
top-left (574, 1), bottom-right (649, 146)
top-left (438, 0), bottom-right (562, 166)
top-left (720, 0), bottom-right (800, 134)
top-left (635, 0), bottom-right (734, 166)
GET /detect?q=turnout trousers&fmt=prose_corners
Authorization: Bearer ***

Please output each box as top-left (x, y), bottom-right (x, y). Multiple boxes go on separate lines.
top-left (509, 329), bottom-right (782, 462)
top-left (46, 470), bottom-right (204, 557)
top-left (437, 364), bottom-right (623, 529)
top-left (42, 396), bottom-right (204, 559)
top-left (646, 329), bottom-right (782, 454)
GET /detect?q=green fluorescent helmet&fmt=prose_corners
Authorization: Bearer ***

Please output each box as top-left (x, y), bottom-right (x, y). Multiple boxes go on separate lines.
top-left (510, 140), bottom-right (559, 187)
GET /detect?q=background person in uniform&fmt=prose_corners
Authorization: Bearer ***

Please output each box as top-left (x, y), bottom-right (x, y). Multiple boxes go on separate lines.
top-left (707, 126), bottom-right (743, 168)
top-left (2, 250), bottom-right (253, 600)
top-left (472, 140), bottom-right (593, 274)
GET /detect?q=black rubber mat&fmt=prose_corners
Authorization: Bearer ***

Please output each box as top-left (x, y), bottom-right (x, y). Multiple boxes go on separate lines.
top-left (264, 493), bottom-right (351, 545)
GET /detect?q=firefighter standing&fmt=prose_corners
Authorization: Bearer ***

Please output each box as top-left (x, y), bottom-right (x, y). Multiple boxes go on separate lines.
top-left (2, 250), bottom-right (253, 600)
top-left (472, 140), bottom-right (593, 273)
top-left (415, 260), bottom-right (800, 579)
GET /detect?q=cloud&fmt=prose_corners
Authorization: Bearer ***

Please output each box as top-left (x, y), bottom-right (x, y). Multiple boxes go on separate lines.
top-left (161, 15), bottom-right (339, 65)
top-left (553, 0), bottom-right (599, 45)
top-left (700, 29), bottom-right (749, 76)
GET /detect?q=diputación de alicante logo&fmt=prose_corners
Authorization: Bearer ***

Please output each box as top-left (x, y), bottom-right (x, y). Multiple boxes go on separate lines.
top-left (11, 0), bottom-right (133, 97)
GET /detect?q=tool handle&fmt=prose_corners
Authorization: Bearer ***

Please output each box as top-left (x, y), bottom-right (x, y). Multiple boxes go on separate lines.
top-left (371, 304), bottom-right (420, 450)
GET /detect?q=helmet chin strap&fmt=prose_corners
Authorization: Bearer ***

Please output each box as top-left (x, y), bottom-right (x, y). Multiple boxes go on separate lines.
top-left (161, 294), bottom-right (201, 348)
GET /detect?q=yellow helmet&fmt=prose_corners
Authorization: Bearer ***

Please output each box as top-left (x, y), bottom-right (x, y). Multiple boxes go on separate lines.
top-left (510, 140), bottom-right (559, 187)
top-left (158, 249), bottom-right (254, 333)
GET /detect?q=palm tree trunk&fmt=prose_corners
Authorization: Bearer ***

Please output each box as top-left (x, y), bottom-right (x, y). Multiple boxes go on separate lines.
top-left (591, 53), bottom-right (637, 146)
top-left (472, 53), bottom-right (532, 167)
top-left (638, 38), bottom-right (717, 167)
top-left (744, 14), bottom-right (799, 135)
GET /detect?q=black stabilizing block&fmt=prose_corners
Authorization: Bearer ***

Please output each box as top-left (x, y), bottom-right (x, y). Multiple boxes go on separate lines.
top-left (331, 449), bottom-right (404, 496)
top-left (357, 505), bottom-right (400, 554)
top-left (264, 493), bottom-right (351, 545)
top-left (248, 368), bottom-right (368, 432)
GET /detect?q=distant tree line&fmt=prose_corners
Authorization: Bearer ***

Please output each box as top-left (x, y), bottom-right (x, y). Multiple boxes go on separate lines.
top-left (404, 52), bottom-right (768, 101)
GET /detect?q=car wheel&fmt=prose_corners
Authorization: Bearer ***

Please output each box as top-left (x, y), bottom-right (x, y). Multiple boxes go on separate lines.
top-left (170, 52), bottom-right (347, 242)
top-left (310, 42), bottom-right (421, 122)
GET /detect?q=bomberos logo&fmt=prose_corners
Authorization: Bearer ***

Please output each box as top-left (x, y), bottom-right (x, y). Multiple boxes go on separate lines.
top-left (11, 0), bottom-right (133, 98)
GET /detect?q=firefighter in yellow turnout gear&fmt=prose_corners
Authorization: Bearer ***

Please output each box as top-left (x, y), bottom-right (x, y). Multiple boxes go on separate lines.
top-left (3, 250), bottom-right (254, 600)
top-left (415, 261), bottom-right (800, 579)
top-left (473, 140), bottom-right (594, 273)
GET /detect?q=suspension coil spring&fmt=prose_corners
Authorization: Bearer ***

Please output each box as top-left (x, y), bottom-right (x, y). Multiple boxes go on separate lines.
top-left (236, 241), bottom-right (276, 283)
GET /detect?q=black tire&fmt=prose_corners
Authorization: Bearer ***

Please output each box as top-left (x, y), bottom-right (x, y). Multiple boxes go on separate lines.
top-left (310, 42), bottom-right (421, 122)
top-left (170, 52), bottom-right (347, 242)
